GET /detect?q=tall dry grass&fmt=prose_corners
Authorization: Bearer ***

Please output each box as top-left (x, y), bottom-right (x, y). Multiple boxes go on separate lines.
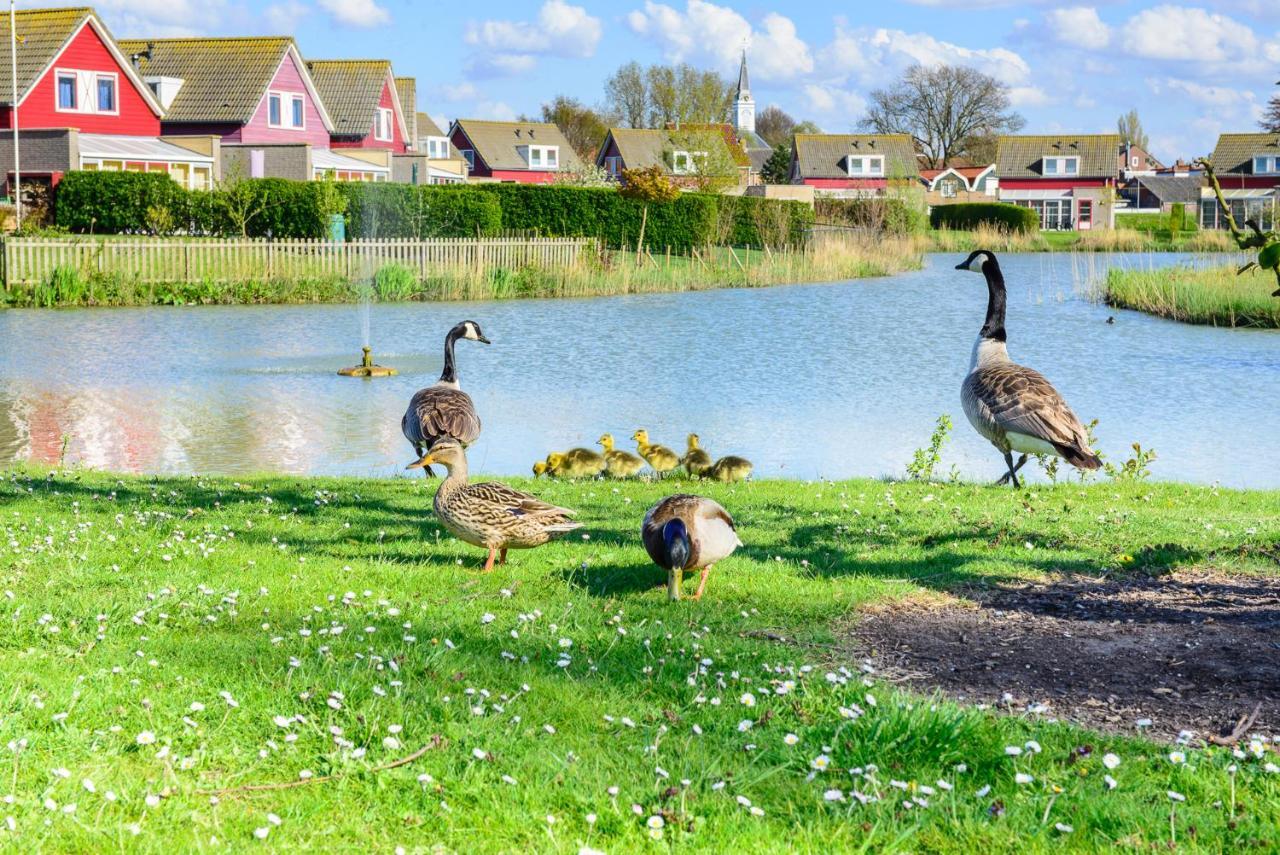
top-left (924, 224), bottom-right (1240, 254)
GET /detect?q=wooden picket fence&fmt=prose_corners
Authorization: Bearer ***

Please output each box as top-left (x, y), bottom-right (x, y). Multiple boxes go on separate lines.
top-left (0, 236), bottom-right (597, 287)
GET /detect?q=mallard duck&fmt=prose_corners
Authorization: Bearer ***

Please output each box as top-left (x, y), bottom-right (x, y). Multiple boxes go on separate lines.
top-left (545, 449), bottom-right (605, 479)
top-left (956, 250), bottom-right (1101, 488)
top-left (642, 494), bottom-right (742, 601)
top-left (681, 433), bottom-right (712, 477)
top-left (706, 455), bottom-right (753, 482)
top-left (597, 434), bottom-right (645, 478)
top-left (631, 429), bottom-right (679, 478)
top-left (402, 321), bottom-right (490, 477)
top-left (408, 439), bottom-right (581, 572)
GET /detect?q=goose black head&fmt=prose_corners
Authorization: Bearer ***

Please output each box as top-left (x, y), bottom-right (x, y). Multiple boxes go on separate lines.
top-left (450, 320), bottom-right (490, 344)
top-left (956, 250), bottom-right (997, 273)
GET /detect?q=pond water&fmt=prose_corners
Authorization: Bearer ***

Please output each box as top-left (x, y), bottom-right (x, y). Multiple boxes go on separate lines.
top-left (2, 252), bottom-right (1278, 487)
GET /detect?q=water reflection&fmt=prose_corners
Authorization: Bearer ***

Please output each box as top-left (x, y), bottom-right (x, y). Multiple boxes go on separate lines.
top-left (1, 253), bottom-right (1277, 487)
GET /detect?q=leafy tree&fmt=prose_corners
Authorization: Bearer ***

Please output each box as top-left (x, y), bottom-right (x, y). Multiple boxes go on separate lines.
top-left (551, 162), bottom-right (614, 187)
top-left (791, 120), bottom-right (823, 136)
top-left (527, 95), bottom-right (612, 161)
top-left (218, 160), bottom-right (267, 237)
top-left (603, 61), bottom-right (731, 128)
top-left (618, 165), bottom-right (679, 254)
top-left (604, 61), bottom-right (647, 128)
top-left (861, 64), bottom-right (1024, 168)
top-left (1263, 82), bottom-right (1280, 133)
top-left (755, 105), bottom-right (795, 147)
top-left (1117, 109), bottom-right (1149, 152)
top-left (663, 127), bottom-right (741, 193)
top-left (761, 142), bottom-right (792, 184)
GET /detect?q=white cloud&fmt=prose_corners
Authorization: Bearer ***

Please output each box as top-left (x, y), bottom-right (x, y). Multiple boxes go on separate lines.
top-left (625, 1), bottom-right (814, 81)
top-left (802, 83), bottom-right (866, 120)
top-left (1124, 5), bottom-right (1259, 62)
top-left (818, 25), bottom-right (1031, 88)
top-left (1150, 77), bottom-right (1258, 112)
top-left (1044, 7), bottom-right (1110, 50)
top-left (467, 54), bottom-right (540, 77)
top-left (263, 1), bottom-right (308, 33)
top-left (467, 0), bottom-right (602, 58)
top-left (473, 100), bottom-right (518, 121)
top-left (316, 0), bottom-right (391, 28)
top-left (87, 0), bottom-right (227, 35)
top-left (436, 82), bottom-right (480, 103)
top-left (1007, 86), bottom-right (1052, 107)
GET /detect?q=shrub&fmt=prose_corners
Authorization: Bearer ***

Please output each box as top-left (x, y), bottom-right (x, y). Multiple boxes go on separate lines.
top-left (816, 197), bottom-right (925, 236)
top-left (372, 264), bottom-right (418, 300)
top-left (339, 184), bottom-right (502, 239)
top-left (711, 194), bottom-right (814, 248)
top-left (930, 202), bottom-right (1039, 234)
top-left (55, 171), bottom-right (188, 234)
top-left (1115, 208), bottom-right (1197, 235)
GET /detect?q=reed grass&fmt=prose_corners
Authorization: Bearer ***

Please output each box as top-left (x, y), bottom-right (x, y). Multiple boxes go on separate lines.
top-left (923, 224), bottom-right (1237, 254)
top-left (1105, 264), bottom-right (1280, 328)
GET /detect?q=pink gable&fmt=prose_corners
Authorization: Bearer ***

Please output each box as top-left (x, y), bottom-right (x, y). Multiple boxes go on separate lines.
top-left (239, 49), bottom-right (329, 147)
top-left (331, 76), bottom-right (406, 152)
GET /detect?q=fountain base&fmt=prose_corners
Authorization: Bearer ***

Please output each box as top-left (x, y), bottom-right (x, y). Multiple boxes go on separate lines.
top-left (338, 346), bottom-right (398, 377)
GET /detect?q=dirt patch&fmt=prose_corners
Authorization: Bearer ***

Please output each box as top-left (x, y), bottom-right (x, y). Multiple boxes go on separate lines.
top-left (845, 571), bottom-right (1280, 742)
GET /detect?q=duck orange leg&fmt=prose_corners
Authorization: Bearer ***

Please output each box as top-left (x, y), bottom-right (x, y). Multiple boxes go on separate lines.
top-left (499, 548), bottom-right (508, 565)
top-left (691, 565), bottom-right (713, 601)
top-left (483, 548), bottom-right (496, 573)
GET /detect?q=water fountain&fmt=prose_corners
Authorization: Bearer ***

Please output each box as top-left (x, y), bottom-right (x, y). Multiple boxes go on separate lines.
top-left (338, 345), bottom-right (397, 377)
top-left (336, 205), bottom-right (397, 377)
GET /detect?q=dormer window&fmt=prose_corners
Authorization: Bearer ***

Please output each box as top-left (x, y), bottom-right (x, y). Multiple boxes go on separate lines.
top-left (1043, 156), bottom-right (1079, 176)
top-left (939, 178), bottom-right (959, 198)
top-left (425, 136), bottom-right (450, 158)
top-left (671, 150), bottom-right (707, 175)
top-left (268, 91), bottom-right (305, 130)
top-left (1253, 155), bottom-right (1279, 175)
top-left (521, 145), bottom-right (559, 170)
top-left (375, 108), bottom-right (394, 142)
top-left (55, 69), bottom-right (118, 115)
top-left (846, 155), bottom-right (884, 177)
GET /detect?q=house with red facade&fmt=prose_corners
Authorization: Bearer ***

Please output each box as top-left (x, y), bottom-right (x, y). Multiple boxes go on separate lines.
top-left (788, 133), bottom-right (919, 196)
top-left (1199, 133), bottom-right (1279, 231)
top-left (449, 119), bottom-right (580, 183)
top-left (0, 7), bottom-right (216, 198)
top-left (306, 60), bottom-right (408, 152)
top-left (118, 35), bottom-right (387, 182)
top-left (995, 134), bottom-right (1121, 230)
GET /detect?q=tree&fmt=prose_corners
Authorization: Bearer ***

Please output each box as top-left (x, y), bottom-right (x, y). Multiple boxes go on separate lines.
top-left (603, 61), bottom-right (731, 128)
top-left (791, 120), bottom-right (822, 136)
top-left (618, 165), bottom-right (679, 254)
top-left (551, 162), bottom-right (614, 187)
top-left (663, 127), bottom-right (741, 193)
top-left (761, 142), bottom-right (792, 184)
top-left (605, 62), bottom-right (647, 128)
top-left (1117, 109), bottom-right (1149, 152)
top-left (860, 64), bottom-right (1024, 168)
top-left (527, 96), bottom-right (611, 161)
top-left (1263, 82), bottom-right (1280, 133)
top-left (756, 105), bottom-right (795, 147)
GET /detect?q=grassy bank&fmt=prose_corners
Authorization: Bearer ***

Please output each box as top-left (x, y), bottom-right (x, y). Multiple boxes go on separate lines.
top-left (0, 235), bottom-right (921, 309)
top-left (1105, 265), bottom-right (1280, 328)
top-left (2, 466), bottom-right (1277, 852)
top-left (923, 224), bottom-right (1237, 254)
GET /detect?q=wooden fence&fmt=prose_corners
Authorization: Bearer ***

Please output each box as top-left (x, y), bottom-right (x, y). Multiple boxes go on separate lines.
top-left (0, 236), bottom-right (597, 287)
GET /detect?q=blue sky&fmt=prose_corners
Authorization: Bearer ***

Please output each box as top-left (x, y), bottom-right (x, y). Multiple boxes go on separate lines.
top-left (50, 1), bottom-right (1280, 160)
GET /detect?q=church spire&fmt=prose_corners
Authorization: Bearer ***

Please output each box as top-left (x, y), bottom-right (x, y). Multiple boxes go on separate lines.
top-left (733, 49), bottom-right (755, 134)
top-left (736, 50), bottom-right (750, 97)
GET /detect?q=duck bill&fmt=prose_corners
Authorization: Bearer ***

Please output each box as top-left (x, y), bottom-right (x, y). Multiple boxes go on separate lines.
top-left (406, 454), bottom-right (436, 470)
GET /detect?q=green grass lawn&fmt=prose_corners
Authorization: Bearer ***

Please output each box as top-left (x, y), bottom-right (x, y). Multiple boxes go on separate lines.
top-left (2, 468), bottom-right (1278, 852)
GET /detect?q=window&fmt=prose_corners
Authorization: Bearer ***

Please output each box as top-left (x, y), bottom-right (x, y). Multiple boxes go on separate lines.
top-left (57, 74), bottom-right (77, 109)
top-left (1254, 155), bottom-right (1280, 175)
top-left (461, 149), bottom-right (475, 170)
top-left (604, 155), bottom-right (622, 176)
top-left (291, 96), bottom-right (304, 129)
top-left (939, 178), bottom-right (959, 198)
top-left (54, 69), bottom-right (118, 114)
top-left (846, 155), bottom-right (884, 177)
top-left (671, 150), bottom-right (707, 175)
top-left (375, 108), bottom-right (394, 141)
top-left (267, 91), bottom-right (305, 129)
top-left (268, 94), bottom-right (281, 126)
top-left (521, 145), bottom-right (559, 169)
top-left (97, 77), bottom-right (115, 112)
top-left (425, 136), bottom-right (449, 158)
top-left (529, 147), bottom-right (542, 167)
top-left (1043, 156), bottom-right (1079, 176)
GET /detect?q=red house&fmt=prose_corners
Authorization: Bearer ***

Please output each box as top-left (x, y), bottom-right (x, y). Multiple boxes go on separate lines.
top-left (1200, 133), bottom-right (1279, 231)
top-left (995, 134), bottom-right (1121, 230)
top-left (306, 60), bottom-right (408, 153)
top-left (0, 7), bottom-right (215, 195)
top-left (789, 133), bottom-right (919, 196)
top-left (449, 119), bottom-right (581, 183)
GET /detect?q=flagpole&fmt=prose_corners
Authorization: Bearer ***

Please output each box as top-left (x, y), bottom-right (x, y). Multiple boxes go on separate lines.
top-left (10, 0), bottom-right (20, 230)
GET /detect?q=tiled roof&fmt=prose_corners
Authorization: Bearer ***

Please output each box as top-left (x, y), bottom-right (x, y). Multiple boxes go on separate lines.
top-left (1207, 133), bottom-right (1280, 175)
top-left (996, 134), bottom-right (1121, 178)
top-left (791, 134), bottom-right (919, 179)
top-left (1133, 175), bottom-right (1201, 204)
top-left (306, 59), bottom-right (393, 139)
top-left (0, 6), bottom-right (92, 103)
top-left (118, 36), bottom-right (308, 125)
top-left (395, 77), bottom-right (416, 143)
top-left (418, 112), bottom-right (445, 137)
top-left (452, 119), bottom-right (582, 171)
top-left (598, 127), bottom-right (738, 174)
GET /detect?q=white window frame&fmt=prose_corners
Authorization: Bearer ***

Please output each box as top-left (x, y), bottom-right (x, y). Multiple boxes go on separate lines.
top-left (375, 107), bottom-right (394, 142)
top-left (523, 144), bottom-right (559, 170)
top-left (425, 136), bottom-right (449, 159)
top-left (267, 90), bottom-right (305, 130)
top-left (671, 150), bottom-right (707, 175)
top-left (846, 155), bottom-right (884, 177)
top-left (54, 68), bottom-right (119, 116)
top-left (1253, 155), bottom-right (1279, 175)
top-left (939, 178), bottom-right (959, 198)
top-left (604, 155), bottom-right (622, 176)
top-left (1043, 156), bottom-right (1079, 176)
top-left (461, 149), bottom-right (475, 170)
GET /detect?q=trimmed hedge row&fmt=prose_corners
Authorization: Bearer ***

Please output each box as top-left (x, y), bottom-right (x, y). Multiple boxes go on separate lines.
top-left (815, 198), bottom-right (927, 235)
top-left (55, 172), bottom-right (188, 234)
top-left (338, 184), bottom-right (502, 238)
top-left (930, 202), bottom-right (1039, 234)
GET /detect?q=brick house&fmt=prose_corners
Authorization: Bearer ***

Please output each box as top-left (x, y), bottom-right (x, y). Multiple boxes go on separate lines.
top-left (0, 7), bottom-right (217, 198)
top-left (995, 134), bottom-right (1121, 230)
top-left (920, 165), bottom-right (997, 208)
top-left (1199, 133), bottom-right (1278, 231)
top-left (788, 134), bottom-right (919, 196)
top-left (449, 119), bottom-right (580, 183)
top-left (595, 126), bottom-right (745, 187)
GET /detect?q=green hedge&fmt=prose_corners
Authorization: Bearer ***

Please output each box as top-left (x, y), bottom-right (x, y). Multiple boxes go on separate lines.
top-left (1116, 210), bottom-right (1196, 233)
top-left (815, 197), bottom-right (926, 235)
top-left (711, 194), bottom-right (815, 248)
top-left (930, 202), bottom-right (1039, 234)
top-left (338, 184), bottom-right (502, 238)
top-left (55, 171), bottom-right (188, 234)
top-left (474, 183), bottom-right (718, 251)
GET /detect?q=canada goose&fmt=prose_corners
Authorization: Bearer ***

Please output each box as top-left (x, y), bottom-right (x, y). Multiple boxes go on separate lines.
top-left (545, 449), bottom-right (606, 479)
top-left (682, 434), bottom-right (712, 477)
top-left (402, 321), bottom-right (490, 477)
top-left (409, 439), bottom-right (581, 572)
top-left (956, 250), bottom-right (1101, 487)
top-left (532, 461), bottom-right (549, 477)
top-left (706, 455), bottom-right (753, 482)
top-left (642, 494), bottom-right (742, 601)
top-left (597, 434), bottom-right (645, 478)
top-left (632, 429), bottom-right (680, 478)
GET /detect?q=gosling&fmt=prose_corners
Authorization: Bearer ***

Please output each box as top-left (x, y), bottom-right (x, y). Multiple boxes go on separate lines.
top-left (632, 429), bottom-right (679, 478)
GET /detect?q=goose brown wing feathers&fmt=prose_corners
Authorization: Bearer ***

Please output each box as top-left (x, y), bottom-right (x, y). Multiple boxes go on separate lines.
top-left (973, 363), bottom-right (1095, 459)
top-left (404, 386), bottom-right (481, 447)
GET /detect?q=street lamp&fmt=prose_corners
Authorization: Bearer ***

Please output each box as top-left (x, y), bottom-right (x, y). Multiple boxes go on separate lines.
top-left (9, 0), bottom-right (19, 231)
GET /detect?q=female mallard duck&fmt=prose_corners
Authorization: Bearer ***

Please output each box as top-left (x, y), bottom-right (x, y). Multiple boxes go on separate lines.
top-left (631, 429), bottom-right (679, 478)
top-left (707, 455), bottom-right (752, 482)
top-left (597, 434), bottom-right (645, 478)
top-left (642, 495), bottom-right (742, 601)
top-left (402, 321), bottom-right (490, 476)
top-left (409, 439), bottom-right (581, 572)
top-left (545, 449), bottom-right (606, 479)
top-left (956, 250), bottom-right (1101, 488)
top-left (681, 433), bottom-right (712, 478)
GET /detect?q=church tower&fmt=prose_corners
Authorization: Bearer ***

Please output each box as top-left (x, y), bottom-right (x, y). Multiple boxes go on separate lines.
top-left (733, 50), bottom-right (754, 135)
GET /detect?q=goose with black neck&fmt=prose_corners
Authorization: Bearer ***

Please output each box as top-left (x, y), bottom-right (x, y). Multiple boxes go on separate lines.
top-left (955, 250), bottom-right (1101, 488)
top-left (402, 320), bottom-right (490, 477)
